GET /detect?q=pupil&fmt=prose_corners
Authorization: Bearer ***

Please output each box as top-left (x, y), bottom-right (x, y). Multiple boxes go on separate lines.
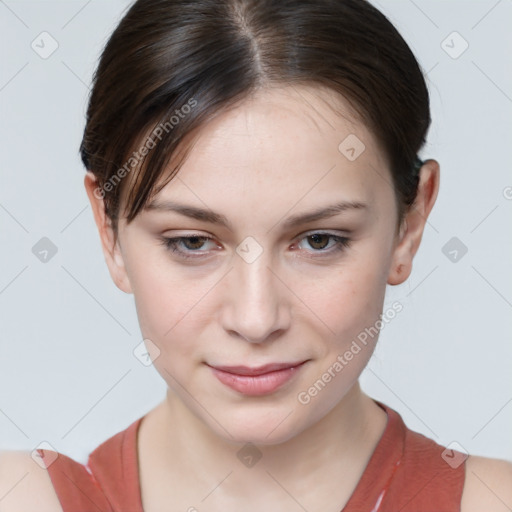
top-left (309, 234), bottom-right (328, 249)
top-left (186, 237), bottom-right (204, 249)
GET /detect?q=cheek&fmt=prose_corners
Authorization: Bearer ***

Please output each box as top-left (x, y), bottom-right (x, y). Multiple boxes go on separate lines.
top-left (127, 250), bottom-right (218, 355)
top-left (124, 245), bottom-right (181, 331)
top-left (301, 257), bottom-right (388, 346)
top-left (134, 279), bottom-right (202, 338)
top-left (294, 265), bottom-right (386, 412)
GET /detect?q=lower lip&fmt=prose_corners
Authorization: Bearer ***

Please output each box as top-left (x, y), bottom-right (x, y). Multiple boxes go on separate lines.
top-left (209, 363), bottom-right (306, 396)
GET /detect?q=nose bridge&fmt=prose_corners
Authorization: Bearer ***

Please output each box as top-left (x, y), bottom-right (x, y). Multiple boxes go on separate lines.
top-left (222, 240), bottom-right (288, 343)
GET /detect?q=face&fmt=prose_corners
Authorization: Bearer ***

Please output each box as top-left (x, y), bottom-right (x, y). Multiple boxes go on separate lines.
top-left (86, 85), bottom-right (434, 445)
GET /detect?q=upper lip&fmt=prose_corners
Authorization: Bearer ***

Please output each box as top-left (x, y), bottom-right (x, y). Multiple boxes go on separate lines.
top-left (207, 361), bottom-right (308, 376)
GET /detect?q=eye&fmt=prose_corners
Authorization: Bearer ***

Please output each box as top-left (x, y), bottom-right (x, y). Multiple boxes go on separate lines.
top-left (159, 231), bottom-right (351, 261)
top-left (294, 232), bottom-right (351, 256)
top-left (159, 235), bottom-right (219, 259)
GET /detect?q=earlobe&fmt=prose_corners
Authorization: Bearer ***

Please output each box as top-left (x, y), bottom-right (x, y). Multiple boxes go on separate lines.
top-left (83, 172), bottom-right (133, 294)
top-left (108, 236), bottom-right (133, 295)
top-left (387, 218), bottom-right (411, 285)
top-left (387, 246), bottom-right (413, 286)
top-left (387, 159), bottom-right (440, 287)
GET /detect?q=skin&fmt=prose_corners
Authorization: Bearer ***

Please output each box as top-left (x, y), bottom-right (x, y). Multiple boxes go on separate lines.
top-left (0, 85), bottom-right (510, 512)
top-left (84, 85), bottom-right (440, 511)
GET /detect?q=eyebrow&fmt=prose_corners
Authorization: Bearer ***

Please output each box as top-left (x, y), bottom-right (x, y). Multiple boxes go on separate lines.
top-left (144, 198), bottom-right (368, 230)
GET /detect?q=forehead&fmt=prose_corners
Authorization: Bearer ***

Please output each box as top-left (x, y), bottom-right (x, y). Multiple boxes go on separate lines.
top-left (188, 85), bottom-right (376, 162)
top-left (179, 85), bottom-right (377, 170)
top-left (125, 85), bottom-right (396, 231)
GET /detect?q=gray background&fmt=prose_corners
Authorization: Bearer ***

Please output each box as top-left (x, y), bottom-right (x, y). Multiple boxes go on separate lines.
top-left (1, 0), bottom-right (511, 465)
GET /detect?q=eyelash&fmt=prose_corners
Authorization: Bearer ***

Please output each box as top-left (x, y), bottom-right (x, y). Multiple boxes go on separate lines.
top-left (158, 232), bottom-right (351, 260)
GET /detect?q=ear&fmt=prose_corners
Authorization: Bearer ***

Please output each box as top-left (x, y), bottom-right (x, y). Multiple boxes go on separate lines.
top-left (387, 159), bottom-right (440, 286)
top-left (84, 172), bottom-right (133, 294)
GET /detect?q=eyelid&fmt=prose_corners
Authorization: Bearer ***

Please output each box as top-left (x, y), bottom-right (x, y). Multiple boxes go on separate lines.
top-left (295, 228), bottom-right (351, 238)
top-left (162, 228), bottom-right (350, 245)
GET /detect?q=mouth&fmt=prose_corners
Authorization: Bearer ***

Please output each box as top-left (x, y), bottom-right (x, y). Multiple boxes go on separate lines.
top-left (206, 360), bottom-right (309, 396)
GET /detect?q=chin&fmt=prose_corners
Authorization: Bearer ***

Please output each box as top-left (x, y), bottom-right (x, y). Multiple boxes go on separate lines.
top-left (206, 402), bottom-right (306, 446)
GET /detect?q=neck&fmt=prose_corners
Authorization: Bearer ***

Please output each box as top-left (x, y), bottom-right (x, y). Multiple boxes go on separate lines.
top-left (149, 382), bottom-right (387, 504)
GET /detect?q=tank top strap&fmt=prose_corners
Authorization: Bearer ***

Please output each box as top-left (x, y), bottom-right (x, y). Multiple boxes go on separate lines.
top-left (382, 407), bottom-right (466, 511)
top-left (41, 416), bottom-right (144, 512)
top-left (37, 448), bottom-right (114, 511)
top-left (341, 400), bottom-right (406, 511)
top-left (86, 416), bottom-right (145, 512)
top-left (341, 400), bottom-right (465, 511)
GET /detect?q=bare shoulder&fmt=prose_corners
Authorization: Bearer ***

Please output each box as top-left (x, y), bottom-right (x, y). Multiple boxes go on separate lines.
top-left (461, 454), bottom-right (512, 512)
top-left (0, 450), bottom-right (63, 512)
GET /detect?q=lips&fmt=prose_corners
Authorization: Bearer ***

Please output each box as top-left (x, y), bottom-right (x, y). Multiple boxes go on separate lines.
top-left (209, 361), bottom-right (307, 376)
top-left (207, 360), bottom-right (308, 396)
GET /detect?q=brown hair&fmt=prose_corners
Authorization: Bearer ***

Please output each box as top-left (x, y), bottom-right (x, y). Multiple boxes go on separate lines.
top-left (80, 0), bottom-right (430, 241)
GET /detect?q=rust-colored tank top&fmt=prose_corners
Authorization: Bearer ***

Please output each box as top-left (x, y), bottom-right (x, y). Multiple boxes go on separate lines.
top-left (38, 401), bottom-right (466, 511)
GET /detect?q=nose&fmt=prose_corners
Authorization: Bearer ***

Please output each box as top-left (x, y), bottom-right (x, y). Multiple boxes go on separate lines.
top-left (220, 249), bottom-right (291, 344)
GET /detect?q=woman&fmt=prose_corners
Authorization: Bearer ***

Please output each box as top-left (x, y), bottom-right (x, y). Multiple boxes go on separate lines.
top-left (1, 0), bottom-right (511, 510)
